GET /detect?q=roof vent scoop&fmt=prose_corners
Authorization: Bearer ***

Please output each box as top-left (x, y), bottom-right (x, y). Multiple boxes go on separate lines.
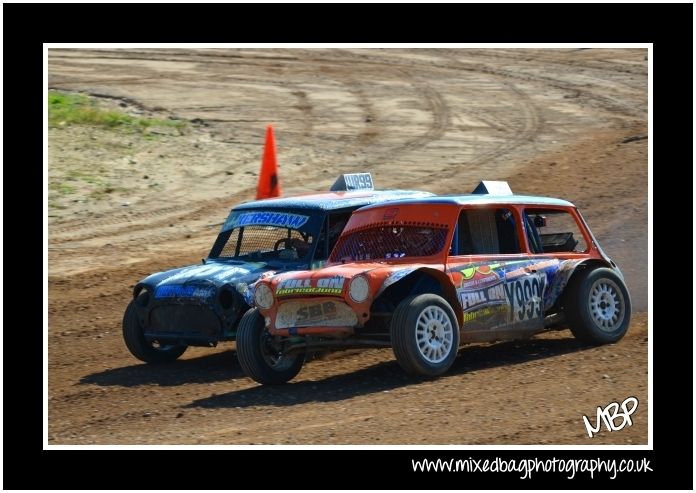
top-left (472, 180), bottom-right (513, 195)
top-left (330, 172), bottom-right (374, 191)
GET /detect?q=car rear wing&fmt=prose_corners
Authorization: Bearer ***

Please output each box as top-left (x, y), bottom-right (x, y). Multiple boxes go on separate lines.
top-left (471, 180), bottom-right (513, 195)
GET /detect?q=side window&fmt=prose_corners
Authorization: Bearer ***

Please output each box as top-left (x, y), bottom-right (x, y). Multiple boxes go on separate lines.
top-left (457, 207), bottom-right (520, 254)
top-left (523, 209), bottom-right (588, 253)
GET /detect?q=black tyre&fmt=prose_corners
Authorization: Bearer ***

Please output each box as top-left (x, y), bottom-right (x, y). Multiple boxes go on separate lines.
top-left (564, 267), bottom-right (631, 344)
top-left (390, 294), bottom-right (460, 376)
top-left (236, 308), bottom-right (305, 385)
top-left (122, 297), bottom-right (187, 363)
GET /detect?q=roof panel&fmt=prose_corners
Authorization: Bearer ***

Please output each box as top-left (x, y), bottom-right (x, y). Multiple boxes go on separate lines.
top-left (356, 194), bottom-right (575, 211)
top-left (232, 190), bottom-right (435, 212)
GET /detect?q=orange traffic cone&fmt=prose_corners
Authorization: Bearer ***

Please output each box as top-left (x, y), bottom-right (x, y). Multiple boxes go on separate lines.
top-left (255, 124), bottom-right (282, 199)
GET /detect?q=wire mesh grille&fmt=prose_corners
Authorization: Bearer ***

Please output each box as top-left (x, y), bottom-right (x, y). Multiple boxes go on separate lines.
top-left (330, 223), bottom-right (448, 262)
top-left (218, 227), bottom-right (313, 260)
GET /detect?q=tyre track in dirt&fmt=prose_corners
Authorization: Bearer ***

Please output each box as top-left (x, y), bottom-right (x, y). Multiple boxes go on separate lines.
top-left (472, 80), bottom-right (542, 164)
top-left (302, 49), bottom-right (549, 184)
top-left (453, 60), bottom-right (645, 120)
top-left (328, 48), bottom-right (646, 119)
top-left (50, 195), bottom-right (239, 245)
top-left (462, 48), bottom-right (648, 92)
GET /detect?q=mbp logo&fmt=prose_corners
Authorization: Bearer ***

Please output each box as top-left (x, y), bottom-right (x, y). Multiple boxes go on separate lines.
top-left (582, 396), bottom-right (639, 438)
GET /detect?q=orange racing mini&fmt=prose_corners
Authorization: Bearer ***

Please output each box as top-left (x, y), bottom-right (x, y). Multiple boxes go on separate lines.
top-left (237, 181), bottom-right (631, 384)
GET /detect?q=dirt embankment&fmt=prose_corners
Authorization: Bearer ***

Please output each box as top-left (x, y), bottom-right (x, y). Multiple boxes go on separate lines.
top-left (48, 48), bottom-right (648, 444)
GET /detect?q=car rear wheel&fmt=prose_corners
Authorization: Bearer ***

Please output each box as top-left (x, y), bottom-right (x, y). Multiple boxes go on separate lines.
top-left (564, 267), bottom-right (631, 344)
top-left (122, 297), bottom-right (187, 363)
top-left (236, 308), bottom-right (305, 385)
top-left (390, 294), bottom-right (460, 376)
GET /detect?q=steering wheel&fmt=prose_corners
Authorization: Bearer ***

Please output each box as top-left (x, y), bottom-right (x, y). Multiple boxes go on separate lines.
top-left (274, 238), bottom-right (293, 251)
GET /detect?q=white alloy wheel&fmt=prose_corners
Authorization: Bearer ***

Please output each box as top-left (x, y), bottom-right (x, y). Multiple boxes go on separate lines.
top-left (415, 305), bottom-right (454, 364)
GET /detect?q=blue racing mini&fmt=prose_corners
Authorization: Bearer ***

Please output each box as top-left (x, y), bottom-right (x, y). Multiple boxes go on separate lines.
top-left (122, 173), bottom-right (433, 363)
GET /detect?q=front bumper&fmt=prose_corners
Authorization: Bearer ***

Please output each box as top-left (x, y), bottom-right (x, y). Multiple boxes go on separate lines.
top-left (264, 296), bottom-right (368, 337)
top-left (144, 302), bottom-right (224, 345)
top-left (139, 288), bottom-right (244, 345)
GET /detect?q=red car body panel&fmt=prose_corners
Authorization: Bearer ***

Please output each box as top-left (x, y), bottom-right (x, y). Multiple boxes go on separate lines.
top-left (256, 198), bottom-right (611, 339)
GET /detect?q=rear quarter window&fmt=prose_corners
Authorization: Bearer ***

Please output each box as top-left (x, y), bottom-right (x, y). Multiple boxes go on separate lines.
top-left (524, 209), bottom-right (588, 254)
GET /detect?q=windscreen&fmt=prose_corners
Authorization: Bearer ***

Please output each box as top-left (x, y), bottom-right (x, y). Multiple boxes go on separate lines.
top-left (210, 210), bottom-right (323, 263)
top-left (330, 223), bottom-right (449, 262)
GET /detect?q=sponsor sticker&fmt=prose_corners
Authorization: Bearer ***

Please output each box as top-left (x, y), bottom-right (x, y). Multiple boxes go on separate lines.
top-left (276, 276), bottom-right (346, 296)
top-left (503, 274), bottom-right (546, 322)
top-left (459, 280), bottom-right (507, 312)
top-left (276, 300), bottom-right (358, 328)
top-left (155, 285), bottom-right (215, 299)
top-left (225, 211), bottom-right (309, 230)
top-left (462, 304), bottom-right (508, 323)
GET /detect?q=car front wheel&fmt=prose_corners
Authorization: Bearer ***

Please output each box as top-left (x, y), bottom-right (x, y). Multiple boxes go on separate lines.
top-left (236, 308), bottom-right (305, 385)
top-left (564, 267), bottom-right (631, 344)
top-left (390, 294), bottom-right (460, 376)
top-left (122, 297), bottom-right (187, 363)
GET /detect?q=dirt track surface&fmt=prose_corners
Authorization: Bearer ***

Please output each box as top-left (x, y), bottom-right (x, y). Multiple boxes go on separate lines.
top-left (48, 48), bottom-right (648, 444)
